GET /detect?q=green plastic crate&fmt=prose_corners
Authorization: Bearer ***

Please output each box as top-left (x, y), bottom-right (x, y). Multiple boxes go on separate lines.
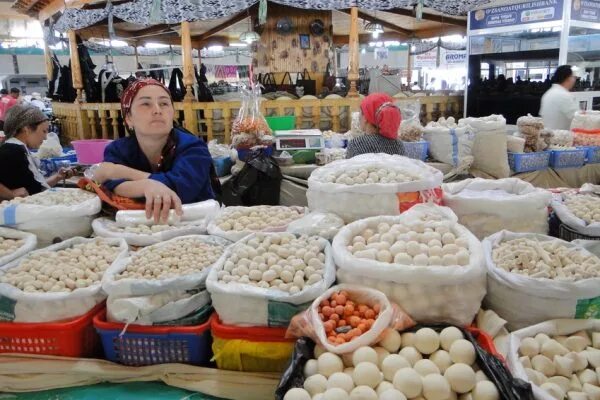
top-left (266, 116), bottom-right (296, 131)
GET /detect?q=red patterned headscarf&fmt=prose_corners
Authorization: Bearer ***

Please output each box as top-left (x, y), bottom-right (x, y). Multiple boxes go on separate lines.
top-left (120, 78), bottom-right (172, 116)
top-left (360, 93), bottom-right (402, 140)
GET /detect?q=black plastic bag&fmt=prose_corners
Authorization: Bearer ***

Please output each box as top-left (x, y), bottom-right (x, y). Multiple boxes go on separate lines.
top-left (227, 151), bottom-right (282, 206)
top-left (275, 326), bottom-right (533, 400)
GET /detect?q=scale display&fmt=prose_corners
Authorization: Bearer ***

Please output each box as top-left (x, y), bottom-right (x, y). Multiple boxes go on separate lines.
top-left (274, 129), bottom-right (324, 151)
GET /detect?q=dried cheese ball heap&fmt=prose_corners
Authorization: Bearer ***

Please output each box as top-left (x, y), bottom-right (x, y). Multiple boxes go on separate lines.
top-left (109, 223), bottom-right (179, 234)
top-left (0, 239), bottom-right (121, 293)
top-left (214, 206), bottom-right (305, 232)
top-left (564, 194), bottom-right (600, 225)
top-left (319, 166), bottom-right (418, 186)
top-left (1, 189), bottom-right (96, 206)
top-left (0, 236), bottom-right (25, 258)
top-left (117, 237), bottom-right (225, 280)
top-left (348, 219), bottom-right (470, 267)
top-left (216, 233), bottom-right (326, 294)
top-left (492, 238), bottom-right (600, 281)
top-left (517, 329), bottom-right (600, 400)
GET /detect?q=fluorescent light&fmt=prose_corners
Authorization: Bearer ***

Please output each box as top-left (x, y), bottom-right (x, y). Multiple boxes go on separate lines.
top-left (361, 48), bottom-right (366, 54)
top-left (372, 31), bottom-right (380, 39)
top-left (230, 43), bottom-right (248, 47)
top-left (145, 43), bottom-right (170, 49)
top-left (98, 39), bottom-right (128, 47)
top-left (208, 45), bottom-right (223, 52)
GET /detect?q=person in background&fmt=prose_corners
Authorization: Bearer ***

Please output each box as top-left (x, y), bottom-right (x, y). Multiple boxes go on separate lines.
top-left (346, 93), bottom-right (403, 159)
top-left (0, 88), bottom-right (19, 131)
top-left (92, 78), bottom-right (215, 223)
top-left (539, 65), bottom-right (578, 130)
top-left (411, 82), bottom-right (421, 91)
top-left (28, 92), bottom-right (46, 111)
top-left (0, 105), bottom-right (72, 196)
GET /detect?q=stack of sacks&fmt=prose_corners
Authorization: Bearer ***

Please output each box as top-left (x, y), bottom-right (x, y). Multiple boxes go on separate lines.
top-left (460, 115), bottom-right (510, 179)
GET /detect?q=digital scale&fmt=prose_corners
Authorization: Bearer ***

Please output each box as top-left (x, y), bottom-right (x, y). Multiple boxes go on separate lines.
top-left (274, 129), bottom-right (324, 151)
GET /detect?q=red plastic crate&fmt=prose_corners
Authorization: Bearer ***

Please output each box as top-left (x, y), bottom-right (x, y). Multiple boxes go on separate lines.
top-left (0, 302), bottom-right (104, 357)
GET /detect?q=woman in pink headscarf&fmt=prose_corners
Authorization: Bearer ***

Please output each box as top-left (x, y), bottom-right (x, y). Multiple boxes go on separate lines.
top-left (92, 78), bottom-right (214, 223)
top-left (346, 93), bottom-right (404, 159)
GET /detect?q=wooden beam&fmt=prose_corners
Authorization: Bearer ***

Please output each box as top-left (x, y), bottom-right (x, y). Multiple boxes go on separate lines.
top-left (37, 0), bottom-right (64, 21)
top-left (339, 9), bottom-right (412, 36)
top-left (385, 8), bottom-right (466, 27)
top-left (196, 5), bottom-right (257, 41)
top-left (333, 32), bottom-right (406, 45)
top-left (130, 24), bottom-right (173, 38)
top-left (414, 25), bottom-right (466, 39)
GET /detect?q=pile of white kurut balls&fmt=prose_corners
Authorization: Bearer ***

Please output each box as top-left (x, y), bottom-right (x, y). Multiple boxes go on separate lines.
top-left (108, 222), bottom-right (178, 234)
top-left (284, 327), bottom-right (500, 400)
top-left (116, 237), bottom-right (225, 280)
top-left (216, 233), bottom-right (326, 294)
top-left (564, 195), bottom-right (600, 225)
top-left (0, 236), bottom-right (25, 258)
top-left (213, 206), bottom-right (305, 232)
top-left (517, 329), bottom-right (600, 400)
top-left (1, 189), bottom-right (96, 206)
top-left (492, 238), bottom-right (600, 281)
top-left (320, 167), bottom-right (418, 186)
top-left (347, 220), bottom-right (470, 267)
top-left (0, 239), bottom-right (121, 292)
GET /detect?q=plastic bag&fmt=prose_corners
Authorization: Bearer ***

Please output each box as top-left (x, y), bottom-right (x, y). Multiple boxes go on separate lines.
top-left (573, 131), bottom-right (600, 146)
top-left (92, 217), bottom-right (209, 247)
top-left (286, 284), bottom-right (415, 354)
top-left (0, 237), bottom-right (128, 322)
top-left (508, 319), bottom-right (600, 400)
top-left (333, 204), bottom-right (487, 325)
top-left (107, 289), bottom-right (211, 325)
top-left (0, 227), bottom-right (37, 267)
top-left (548, 129), bottom-right (573, 147)
top-left (114, 200), bottom-right (220, 227)
top-left (36, 132), bottom-right (63, 159)
top-left (231, 84), bottom-right (272, 148)
top-left (208, 140), bottom-right (231, 159)
top-left (482, 231), bottom-right (600, 330)
top-left (208, 205), bottom-right (307, 242)
top-left (286, 212), bottom-right (344, 241)
top-left (206, 233), bottom-right (336, 327)
top-left (442, 178), bottom-right (552, 240)
top-left (571, 110), bottom-right (600, 133)
top-left (307, 154), bottom-right (443, 223)
top-left (516, 114), bottom-right (544, 153)
top-left (399, 101), bottom-right (423, 142)
top-left (227, 152), bottom-right (282, 206)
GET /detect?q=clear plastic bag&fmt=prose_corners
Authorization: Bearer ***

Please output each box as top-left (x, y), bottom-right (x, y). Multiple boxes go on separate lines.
top-left (571, 110), bottom-right (600, 133)
top-left (37, 132), bottom-right (63, 159)
top-left (286, 284), bottom-right (415, 354)
top-left (399, 100), bottom-right (423, 142)
top-left (231, 84), bottom-right (271, 148)
top-left (208, 140), bottom-right (231, 159)
top-left (286, 211), bottom-right (344, 240)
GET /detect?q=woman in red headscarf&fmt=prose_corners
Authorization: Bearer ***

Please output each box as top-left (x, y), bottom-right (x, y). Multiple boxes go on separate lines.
top-left (91, 78), bottom-right (214, 223)
top-left (346, 93), bottom-right (404, 159)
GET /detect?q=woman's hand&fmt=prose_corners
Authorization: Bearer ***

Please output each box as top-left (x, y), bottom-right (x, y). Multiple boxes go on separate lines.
top-left (11, 187), bottom-right (28, 198)
top-left (57, 168), bottom-right (74, 180)
top-left (143, 179), bottom-right (183, 223)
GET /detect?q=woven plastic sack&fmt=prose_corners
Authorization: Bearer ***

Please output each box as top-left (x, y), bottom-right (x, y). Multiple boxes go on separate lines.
top-left (461, 114), bottom-right (507, 132)
top-left (307, 154), bottom-right (443, 223)
top-left (207, 206), bottom-right (307, 242)
top-left (114, 200), bottom-right (220, 227)
top-left (286, 284), bottom-right (415, 354)
top-left (552, 194), bottom-right (600, 238)
top-left (482, 231), bottom-right (600, 330)
top-left (92, 217), bottom-right (209, 247)
top-left (0, 188), bottom-right (101, 247)
top-left (423, 125), bottom-right (473, 166)
top-left (332, 204), bottom-right (487, 325)
top-left (0, 227), bottom-right (37, 267)
top-left (508, 319), bottom-right (600, 400)
top-left (103, 235), bottom-right (231, 298)
top-left (0, 237), bottom-right (128, 322)
top-left (442, 178), bottom-right (551, 240)
top-left (206, 233), bottom-right (336, 327)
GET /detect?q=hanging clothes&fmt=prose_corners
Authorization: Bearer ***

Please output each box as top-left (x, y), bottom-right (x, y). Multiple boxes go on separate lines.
top-left (48, 53), bottom-right (62, 100)
top-left (57, 63), bottom-right (76, 103)
top-left (195, 65), bottom-right (213, 102)
top-left (76, 35), bottom-right (99, 102)
top-left (168, 68), bottom-right (187, 101)
top-left (97, 69), bottom-right (126, 103)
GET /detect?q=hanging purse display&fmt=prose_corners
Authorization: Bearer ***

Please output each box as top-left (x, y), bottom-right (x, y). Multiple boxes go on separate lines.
top-left (295, 69), bottom-right (316, 96)
top-left (276, 72), bottom-right (295, 95)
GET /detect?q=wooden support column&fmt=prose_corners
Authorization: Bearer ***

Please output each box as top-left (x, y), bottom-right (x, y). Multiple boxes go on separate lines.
top-left (43, 41), bottom-right (53, 82)
top-left (347, 7), bottom-right (360, 98)
top-left (181, 21), bottom-right (199, 134)
top-left (133, 43), bottom-right (140, 69)
top-left (67, 30), bottom-right (83, 103)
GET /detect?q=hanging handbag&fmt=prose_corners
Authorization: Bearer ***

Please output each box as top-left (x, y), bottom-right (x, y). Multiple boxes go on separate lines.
top-left (324, 61), bottom-right (336, 91)
top-left (260, 72), bottom-right (277, 94)
top-left (168, 68), bottom-right (186, 101)
top-left (295, 69), bottom-right (316, 96)
top-left (277, 72), bottom-right (295, 95)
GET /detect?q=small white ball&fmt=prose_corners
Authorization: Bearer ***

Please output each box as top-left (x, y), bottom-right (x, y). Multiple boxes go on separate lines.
top-left (378, 329), bottom-right (402, 353)
top-left (449, 340), bottom-right (476, 365)
top-left (304, 374), bottom-right (328, 396)
top-left (382, 354), bottom-right (411, 381)
top-left (444, 363), bottom-right (476, 394)
top-left (414, 359), bottom-right (441, 377)
top-left (305, 359), bottom-right (319, 377)
top-left (349, 386), bottom-right (377, 400)
top-left (322, 387), bottom-right (350, 400)
top-left (375, 381), bottom-right (394, 396)
top-left (353, 347), bottom-right (379, 367)
top-left (393, 368), bottom-right (423, 398)
top-left (429, 350), bottom-right (453, 374)
top-left (415, 328), bottom-right (440, 355)
top-left (440, 327), bottom-right (464, 351)
top-left (399, 347), bottom-right (423, 366)
top-left (327, 372), bottom-right (354, 393)
top-left (374, 347), bottom-right (390, 369)
top-left (318, 353), bottom-right (344, 378)
top-left (471, 381), bottom-right (499, 400)
top-left (283, 388), bottom-right (312, 400)
top-left (422, 374), bottom-right (451, 400)
top-left (353, 362), bottom-right (382, 389)
top-left (378, 388), bottom-right (407, 400)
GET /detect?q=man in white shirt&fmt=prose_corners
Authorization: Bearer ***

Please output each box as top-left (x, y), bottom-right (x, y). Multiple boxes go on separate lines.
top-left (539, 65), bottom-right (578, 130)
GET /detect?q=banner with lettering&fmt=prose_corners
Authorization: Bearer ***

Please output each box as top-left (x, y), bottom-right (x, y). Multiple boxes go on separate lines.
top-left (469, 0), bottom-right (564, 31)
top-left (572, 0), bottom-right (600, 23)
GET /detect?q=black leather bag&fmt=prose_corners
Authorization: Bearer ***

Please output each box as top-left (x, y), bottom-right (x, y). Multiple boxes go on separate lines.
top-left (295, 69), bottom-right (316, 96)
top-left (277, 72), bottom-right (295, 95)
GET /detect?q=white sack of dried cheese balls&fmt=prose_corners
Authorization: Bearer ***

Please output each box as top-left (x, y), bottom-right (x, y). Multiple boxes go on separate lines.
top-left (0, 227), bottom-right (36, 267)
top-left (0, 237), bottom-right (128, 322)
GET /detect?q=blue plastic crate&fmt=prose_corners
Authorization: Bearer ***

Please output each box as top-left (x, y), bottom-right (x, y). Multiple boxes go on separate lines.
top-left (39, 154), bottom-right (78, 177)
top-left (586, 146), bottom-right (600, 164)
top-left (550, 148), bottom-right (587, 169)
top-left (212, 156), bottom-right (232, 177)
top-left (236, 146), bottom-right (274, 162)
top-left (402, 141), bottom-right (429, 161)
top-left (508, 151), bottom-right (551, 173)
top-left (94, 309), bottom-right (212, 366)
